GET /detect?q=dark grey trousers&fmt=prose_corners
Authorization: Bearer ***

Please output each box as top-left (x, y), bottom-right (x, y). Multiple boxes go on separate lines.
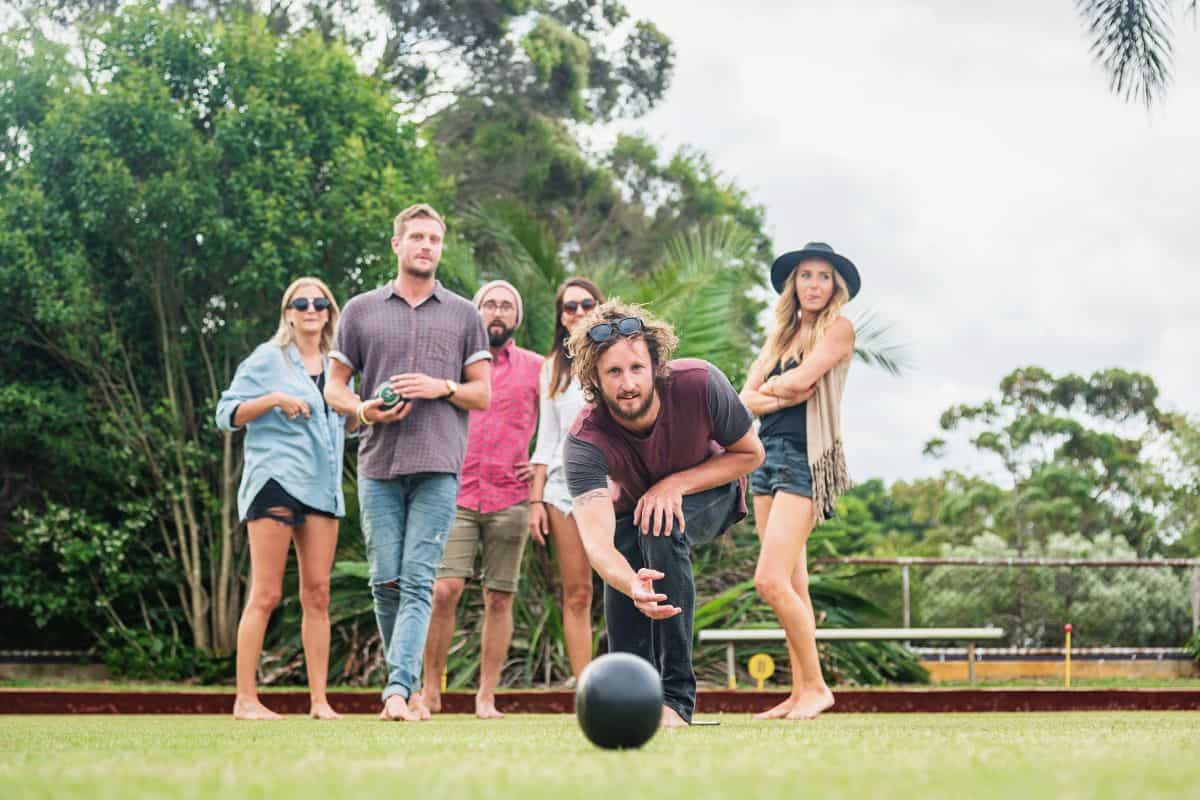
top-left (604, 481), bottom-right (742, 722)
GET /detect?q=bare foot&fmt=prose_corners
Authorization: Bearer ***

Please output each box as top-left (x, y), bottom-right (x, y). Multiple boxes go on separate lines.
top-left (408, 693), bottom-right (433, 720)
top-left (378, 695), bottom-right (420, 722)
top-left (475, 695), bottom-right (505, 720)
top-left (660, 706), bottom-right (689, 729)
top-left (413, 690), bottom-right (441, 715)
top-left (309, 701), bottom-right (342, 721)
top-left (232, 697), bottom-right (284, 721)
top-left (751, 697), bottom-right (796, 721)
top-left (783, 687), bottom-right (835, 720)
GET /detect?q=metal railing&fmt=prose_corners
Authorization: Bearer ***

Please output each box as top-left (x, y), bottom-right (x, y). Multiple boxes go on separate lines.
top-left (814, 557), bottom-right (1200, 634)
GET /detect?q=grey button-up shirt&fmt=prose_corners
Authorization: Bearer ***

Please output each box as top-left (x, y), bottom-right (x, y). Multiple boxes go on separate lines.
top-left (331, 281), bottom-right (490, 480)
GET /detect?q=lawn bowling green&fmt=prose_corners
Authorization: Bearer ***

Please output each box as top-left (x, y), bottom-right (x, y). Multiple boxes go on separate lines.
top-left (2, 713), bottom-right (1198, 800)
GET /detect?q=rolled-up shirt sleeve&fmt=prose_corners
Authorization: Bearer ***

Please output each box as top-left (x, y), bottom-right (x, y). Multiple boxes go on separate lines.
top-left (216, 347), bottom-right (273, 432)
top-left (329, 299), bottom-right (361, 372)
top-left (462, 308), bottom-right (492, 369)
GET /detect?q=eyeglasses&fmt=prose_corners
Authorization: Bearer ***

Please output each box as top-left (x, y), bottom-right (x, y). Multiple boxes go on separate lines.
top-left (289, 297), bottom-right (332, 312)
top-left (481, 300), bottom-right (517, 314)
top-left (563, 298), bottom-right (597, 314)
top-left (586, 316), bottom-right (644, 343)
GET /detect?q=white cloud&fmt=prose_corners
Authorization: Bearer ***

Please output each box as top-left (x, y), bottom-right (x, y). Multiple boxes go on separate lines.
top-left (620, 0), bottom-right (1200, 483)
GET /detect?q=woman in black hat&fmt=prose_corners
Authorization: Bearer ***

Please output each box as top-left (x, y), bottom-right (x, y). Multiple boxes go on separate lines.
top-left (740, 242), bottom-right (859, 720)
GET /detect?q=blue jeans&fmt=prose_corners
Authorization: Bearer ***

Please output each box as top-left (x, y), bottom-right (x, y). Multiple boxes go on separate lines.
top-left (359, 472), bottom-right (460, 702)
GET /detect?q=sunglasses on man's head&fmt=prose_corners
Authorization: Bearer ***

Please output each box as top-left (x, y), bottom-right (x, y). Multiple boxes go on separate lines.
top-left (563, 298), bottom-right (597, 314)
top-left (289, 297), bottom-right (332, 312)
top-left (586, 316), bottom-right (644, 343)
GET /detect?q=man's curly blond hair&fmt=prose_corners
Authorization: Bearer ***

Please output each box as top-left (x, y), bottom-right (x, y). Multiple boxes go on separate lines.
top-left (567, 300), bottom-right (679, 403)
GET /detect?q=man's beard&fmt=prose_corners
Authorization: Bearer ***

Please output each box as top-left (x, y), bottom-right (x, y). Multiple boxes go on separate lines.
top-left (488, 323), bottom-right (513, 347)
top-left (402, 258), bottom-right (436, 278)
top-left (602, 387), bottom-right (655, 422)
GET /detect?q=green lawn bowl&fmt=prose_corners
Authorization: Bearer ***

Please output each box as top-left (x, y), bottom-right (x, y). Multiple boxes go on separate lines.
top-left (373, 381), bottom-right (407, 412)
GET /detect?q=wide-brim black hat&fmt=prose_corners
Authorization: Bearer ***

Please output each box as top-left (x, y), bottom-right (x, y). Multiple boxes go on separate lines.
top-left (770, 242), bottom-right (861, 299)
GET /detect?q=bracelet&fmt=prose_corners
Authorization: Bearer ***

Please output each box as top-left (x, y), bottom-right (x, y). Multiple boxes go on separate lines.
top-left (356, 402), bottom-right (374, 427)
top-left (530, 499), bottom-right (545, 505)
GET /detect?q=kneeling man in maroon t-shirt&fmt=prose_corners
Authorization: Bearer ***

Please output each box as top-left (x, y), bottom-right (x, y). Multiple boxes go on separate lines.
top-left (564, 302), bottom-right (765, 727)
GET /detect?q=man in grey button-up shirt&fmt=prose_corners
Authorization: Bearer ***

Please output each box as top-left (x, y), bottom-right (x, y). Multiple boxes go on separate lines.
top-left (325, 203), bottom-right (491, 721)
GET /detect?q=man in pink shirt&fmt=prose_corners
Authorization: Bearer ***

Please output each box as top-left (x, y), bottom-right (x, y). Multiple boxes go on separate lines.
top-left (417, 279), bottom-right (543, 719)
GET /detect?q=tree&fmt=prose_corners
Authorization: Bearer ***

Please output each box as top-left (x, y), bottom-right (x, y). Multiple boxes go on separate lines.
top-left (1076, 0), bottom-right (1199, 107)
top-left (926, 367), bottom-right (1181, 554)
top-left (9, 1), bottom-right (673, 122)
top-left (1163, 414), bottom-right (1200, 556)
top-left (921, 532), bottom-right (1192, 646)
top-left (0, 6), bottom-right (442, 655)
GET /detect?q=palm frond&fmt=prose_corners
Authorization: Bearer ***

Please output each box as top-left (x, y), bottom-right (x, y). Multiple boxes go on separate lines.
top-left (462, 200), bottom-right (567, 353)
top-left (850, 309), bottom-right (910, 377)
top-left (1077, 0), bottom-right (1176, 107)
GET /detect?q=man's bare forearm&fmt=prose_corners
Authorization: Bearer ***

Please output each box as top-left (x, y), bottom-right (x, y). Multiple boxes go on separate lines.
top-left (573, 489), bottom-right (636, 597)
top-left (324, 375), bottom-right (360, 417)
top-left (669, 450), bottom-right (762, 496)
top-left (448, 378), bottom-right (490, 411)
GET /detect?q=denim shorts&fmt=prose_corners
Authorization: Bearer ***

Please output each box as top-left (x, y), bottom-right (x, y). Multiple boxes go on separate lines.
top-left (749, 436), bottom-right (813, 498)
top-left (246, 479), bottom-right (336, 527)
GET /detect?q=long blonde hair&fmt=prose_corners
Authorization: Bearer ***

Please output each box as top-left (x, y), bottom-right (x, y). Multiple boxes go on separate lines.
top-left (754, 260), bottom-right (850, 373)
top-left (271, 277), bottom-right (341, 354)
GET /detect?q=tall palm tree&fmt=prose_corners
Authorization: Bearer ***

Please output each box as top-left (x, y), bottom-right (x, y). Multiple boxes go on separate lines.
top-left (1077, 0), bottom-right (1198, 106)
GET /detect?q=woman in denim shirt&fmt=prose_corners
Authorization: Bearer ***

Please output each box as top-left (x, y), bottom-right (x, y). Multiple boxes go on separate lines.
top-left (217, 277), bottom-right (354, 721)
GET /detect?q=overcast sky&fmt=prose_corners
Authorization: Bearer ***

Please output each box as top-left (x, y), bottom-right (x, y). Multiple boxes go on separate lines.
top-left (619, 0), bottom-right (1200, 486)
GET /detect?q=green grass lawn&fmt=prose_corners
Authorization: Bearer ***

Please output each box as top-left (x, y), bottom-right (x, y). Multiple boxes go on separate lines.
top-left (2, 713), bottom-right (1198, 800)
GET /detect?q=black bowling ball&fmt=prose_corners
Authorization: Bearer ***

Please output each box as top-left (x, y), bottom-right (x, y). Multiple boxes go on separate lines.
top-left (575, 652), bottom-right (663, 749)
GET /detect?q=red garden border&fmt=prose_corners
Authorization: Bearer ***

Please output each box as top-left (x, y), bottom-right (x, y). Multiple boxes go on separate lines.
top-left (3, 688), bottom-right (1199, 714)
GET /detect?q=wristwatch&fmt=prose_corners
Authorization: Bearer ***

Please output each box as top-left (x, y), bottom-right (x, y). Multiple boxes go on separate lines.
top-left (445, 379), bottom-right (459, 398)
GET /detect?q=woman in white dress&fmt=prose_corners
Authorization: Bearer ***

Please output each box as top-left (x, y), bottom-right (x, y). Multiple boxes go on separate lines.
top-left (528, 277), bottom-right (605, 679)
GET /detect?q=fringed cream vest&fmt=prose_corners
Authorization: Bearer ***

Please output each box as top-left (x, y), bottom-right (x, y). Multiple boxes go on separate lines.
top-left (805, 357), bottom-right (852, 524)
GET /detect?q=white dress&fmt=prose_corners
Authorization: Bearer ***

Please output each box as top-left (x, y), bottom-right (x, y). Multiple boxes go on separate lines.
top-left (530, 360), bottom-right (590, 515)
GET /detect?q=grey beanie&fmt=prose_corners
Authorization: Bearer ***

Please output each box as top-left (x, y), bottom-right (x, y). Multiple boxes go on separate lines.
top-left (473, 279), bottom-right (524, 327)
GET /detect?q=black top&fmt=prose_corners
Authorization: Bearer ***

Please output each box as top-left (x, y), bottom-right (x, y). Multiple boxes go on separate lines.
top-left (311, 372), bottom-right (328, 412)
top-left (758, 359), bottom-right (806, 443)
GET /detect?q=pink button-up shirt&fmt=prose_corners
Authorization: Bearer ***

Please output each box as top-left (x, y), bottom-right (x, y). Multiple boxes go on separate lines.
top-left (457, 340), bottom-right (544, 513)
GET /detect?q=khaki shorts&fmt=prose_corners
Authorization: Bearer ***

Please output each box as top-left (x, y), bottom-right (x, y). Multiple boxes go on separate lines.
top-left (437, 503), bottom-right (530, 592)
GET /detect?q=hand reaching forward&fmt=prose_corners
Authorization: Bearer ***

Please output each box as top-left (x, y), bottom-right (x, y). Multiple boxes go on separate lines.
top-left (629, 568), bottom-right (681, 620)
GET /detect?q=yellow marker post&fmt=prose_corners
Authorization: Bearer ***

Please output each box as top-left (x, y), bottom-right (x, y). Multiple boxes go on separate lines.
top-left (441, 670), bottom-right (448, 693)
top-left (1064, 623), bottom-right (1072, 688)
top-left (747, 653), bottom-right (775, 691)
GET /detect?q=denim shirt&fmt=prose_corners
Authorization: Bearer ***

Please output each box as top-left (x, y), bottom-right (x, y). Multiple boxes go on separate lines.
top-left (216, 342), bottom-right (347, 521)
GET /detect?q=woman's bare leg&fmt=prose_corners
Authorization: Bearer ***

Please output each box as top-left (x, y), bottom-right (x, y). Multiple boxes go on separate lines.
top-left (234, 515), bottom-right (292, 720)
top-left (547, 506), bottom-right (594, 677)
top-left (293, 514), bottom-right (341, 720)
top-left (753, 492), bottom-right (833, 720)
top-left (751, 495), bottom-right (799, 719)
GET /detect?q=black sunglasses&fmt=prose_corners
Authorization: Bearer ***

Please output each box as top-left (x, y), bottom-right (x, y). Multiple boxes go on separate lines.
top-left (289, 297), bottom-right (332, 312)
top-left (586, 316), bottom-right (644, 343)
top-left (563, 298), bottom-right (597, 314)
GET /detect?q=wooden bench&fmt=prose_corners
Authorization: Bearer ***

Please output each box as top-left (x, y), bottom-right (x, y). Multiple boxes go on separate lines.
top-left (697, 627), bottom-right (1007, 687)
